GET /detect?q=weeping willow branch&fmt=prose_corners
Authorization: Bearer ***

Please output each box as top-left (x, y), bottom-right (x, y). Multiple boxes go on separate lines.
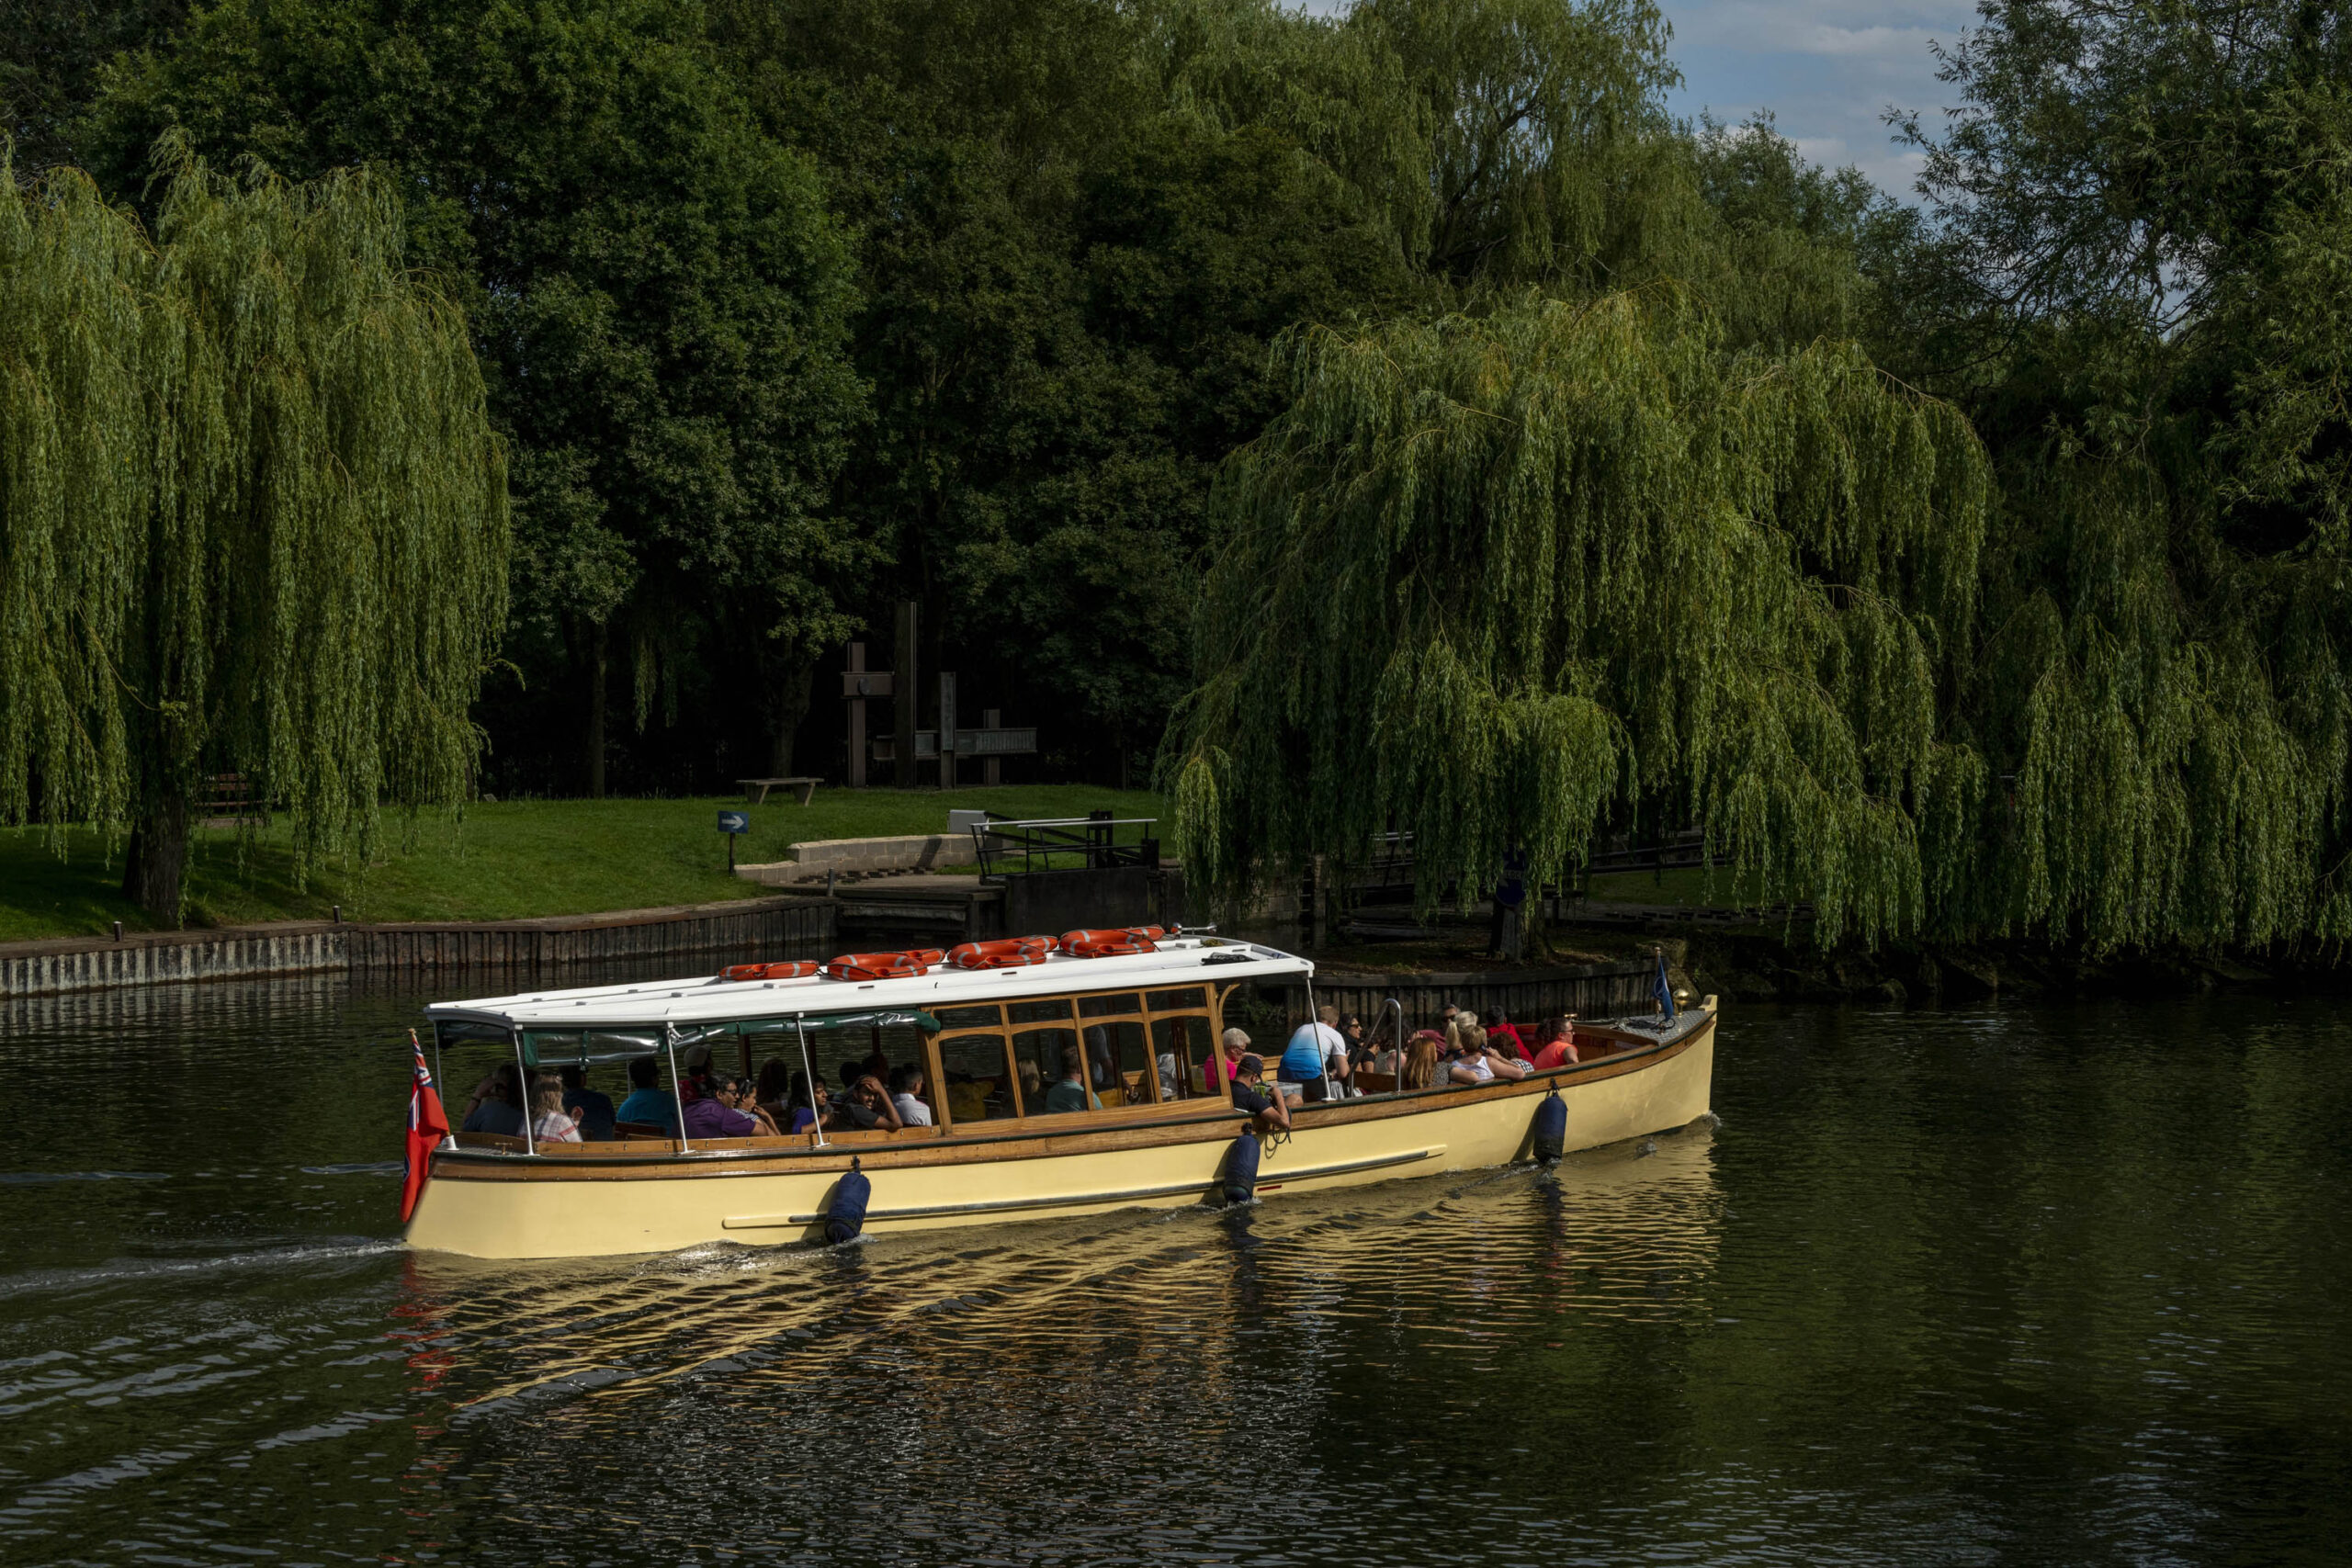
top-left (0, 141), bottom-right (510, 915)
top-left (1165, 287), bottom-right (1990, 947)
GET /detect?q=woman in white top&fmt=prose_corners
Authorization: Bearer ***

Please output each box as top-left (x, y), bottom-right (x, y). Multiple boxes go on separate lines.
top-left (530, 1077), bottom-right (582, 1143)
top-left (1442, 1022), bottom-right (1528, 1085)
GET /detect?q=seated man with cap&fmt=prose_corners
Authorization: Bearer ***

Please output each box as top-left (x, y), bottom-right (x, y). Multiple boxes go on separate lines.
top-left (1227, 1054), bottom-right (1292, 1135)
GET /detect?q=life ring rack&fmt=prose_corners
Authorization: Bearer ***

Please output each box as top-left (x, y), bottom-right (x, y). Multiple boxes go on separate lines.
top-left (821, 949), bottom-right (945, 982)
top-left (946, 936), bottom-right (1055, 970)
top-left (718, 960), bottom-right (821, 983)
top-left (1058, 926), bottom-right (1168, 958)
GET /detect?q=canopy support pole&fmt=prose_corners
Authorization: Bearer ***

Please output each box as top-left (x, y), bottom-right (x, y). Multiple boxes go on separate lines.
top-left (1305, 976), bottom-right (1332, 1104)
top-left (666, 1025), bottom-right (691, 1154)
top-left (795, 1013), bottom-right (828, 1147)
top-left (513, 1031), bottom-right (536, 1156)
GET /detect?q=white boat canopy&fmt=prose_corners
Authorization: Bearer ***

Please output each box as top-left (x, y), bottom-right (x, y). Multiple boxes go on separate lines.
top-left (423, 935), bottom-right (1313, 1034)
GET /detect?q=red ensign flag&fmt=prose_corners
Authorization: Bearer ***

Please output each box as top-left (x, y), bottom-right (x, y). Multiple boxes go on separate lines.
top-left (401, 1032), bottom-right (450, 1224)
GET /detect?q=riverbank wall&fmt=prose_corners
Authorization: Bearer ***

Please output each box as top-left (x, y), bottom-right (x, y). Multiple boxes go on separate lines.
top-left (0, 897), bottom-right (838, 1000)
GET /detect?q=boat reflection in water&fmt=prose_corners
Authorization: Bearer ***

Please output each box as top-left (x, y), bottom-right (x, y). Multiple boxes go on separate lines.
top-left (393, 1119), bottom-right (1723, 1431)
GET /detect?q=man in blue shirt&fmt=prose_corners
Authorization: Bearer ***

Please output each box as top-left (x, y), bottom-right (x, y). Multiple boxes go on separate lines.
top-left (1278, 1006), bottom-right (1345, 1101)
top-left (614, 1055), bottom-right (678, 1135)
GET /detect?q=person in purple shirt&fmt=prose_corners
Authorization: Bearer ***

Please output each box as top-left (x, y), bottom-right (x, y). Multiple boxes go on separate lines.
top-left (682, 1073), bottom-right (783, 1139)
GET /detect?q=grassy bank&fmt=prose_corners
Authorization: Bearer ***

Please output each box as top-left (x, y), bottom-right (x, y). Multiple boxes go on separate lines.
top-left (0, 785), bottom-right (1167, 943)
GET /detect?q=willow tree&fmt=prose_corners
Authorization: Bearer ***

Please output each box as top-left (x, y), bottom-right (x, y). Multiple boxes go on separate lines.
top-left (0, 147), bottom-right (510, 919)
top-left (1166, 288), bottom-right (1990, 946)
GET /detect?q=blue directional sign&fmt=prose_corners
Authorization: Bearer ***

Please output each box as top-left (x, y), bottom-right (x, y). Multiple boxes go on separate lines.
top-left (717, 809), bottom-right (750, 835)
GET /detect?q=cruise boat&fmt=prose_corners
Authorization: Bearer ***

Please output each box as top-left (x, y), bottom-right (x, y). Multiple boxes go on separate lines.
top-left (404, 932), bottom-right (1718, 1260)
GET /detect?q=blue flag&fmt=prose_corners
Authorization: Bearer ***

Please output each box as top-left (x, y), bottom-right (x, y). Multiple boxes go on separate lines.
top-left (1654, 952), bottom-right (1676, 1021)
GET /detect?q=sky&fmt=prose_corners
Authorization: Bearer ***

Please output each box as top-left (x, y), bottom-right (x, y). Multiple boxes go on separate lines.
top-left (1297, 0), bottom-right (1986, 199)
top-left (1657, 0), bottom-right (1983, 195)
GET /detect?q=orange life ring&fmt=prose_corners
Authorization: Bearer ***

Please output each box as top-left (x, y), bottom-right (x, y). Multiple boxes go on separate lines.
top-left (719, 960), bottom-right (820, 983)
top-left (947, 937), bottom-right (1054, 970)
top-left (1058, 928), bottom-right (1158, 958)
top-left (821, 950), bottom-right (942, 982)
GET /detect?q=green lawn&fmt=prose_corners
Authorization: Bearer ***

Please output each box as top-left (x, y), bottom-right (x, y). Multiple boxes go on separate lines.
top-left (0, 785), bottom-right (1167, 942)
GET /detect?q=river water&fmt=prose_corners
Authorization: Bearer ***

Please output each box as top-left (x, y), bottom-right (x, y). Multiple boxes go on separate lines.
top-left (1, 971), bottom-right (2346, 1566)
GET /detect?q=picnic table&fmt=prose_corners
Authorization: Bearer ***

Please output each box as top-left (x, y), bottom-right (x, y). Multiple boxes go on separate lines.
top-left (738, 775), bottom-right (820, 806)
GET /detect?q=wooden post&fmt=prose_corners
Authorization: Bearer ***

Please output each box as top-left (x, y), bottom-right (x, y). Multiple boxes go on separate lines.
top-left (846, 642), bottom-right (867, 787)
top-left (981, 708), bottom-right (1001, 786)
top-left (939, 671), bottom-right (958, 790)
top-left (893, 602), bottom-right (919, 789)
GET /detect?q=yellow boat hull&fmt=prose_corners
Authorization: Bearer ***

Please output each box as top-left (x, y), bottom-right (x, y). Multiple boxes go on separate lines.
top-left (407, 1007), bottom-right (1716, 1260)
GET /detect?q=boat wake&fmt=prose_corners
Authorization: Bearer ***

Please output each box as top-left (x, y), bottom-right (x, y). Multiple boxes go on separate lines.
top-left (0, 1237), bottom-right (401, 1302)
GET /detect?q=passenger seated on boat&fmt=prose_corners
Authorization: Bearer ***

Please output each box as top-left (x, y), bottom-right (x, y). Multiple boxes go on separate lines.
top-left (1279, 1006), bottom-right (1346, 1100)
top-left (614, 1056), bottom-right (679, 1136)
top-left (531, 1077), bottom-right (583, 1144)
top-left (1200, 1029), bottom-right (1250, 1094)
top-left (1529, 1016), bottom-right (1579, 1070)
top-left (1048, 1048), bottom-right (1091, 1109)
top-left (889, 1066), bottom-right (933, 1127)
top-left (834, 1074), bottom-right (903, 1132)
top-left (1484, 1008), bottom-right (1532, 1065)
top-left (1400, 1031), bottom-right (1443, 1089)
top-left (755, 1059), bottom-right (795, 1125)
top-left (1018, 1058), bottom-right (1044, 1107)
top-left (559, 1066), bottom-right (616, 1141)
top-left (1442, 1024), bottom-right (1530, 1086)
top-left (1045, 1045), bottom-right (1093, 1113)
top-left (460, 1064), bottom-right (527, 1136)
top-left (684, 1072), bottom-right (781, 1139)
top-left (1228, 1054), bottom-right (1291, 1134)
top-left (784, 1071), bottom-right (829, 1134)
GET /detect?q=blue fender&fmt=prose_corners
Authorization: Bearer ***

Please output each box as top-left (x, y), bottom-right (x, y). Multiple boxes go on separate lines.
top-left (1531, 1091), bottom-right (1567, 1163)
top-left (1222, 1133), bottom-right (1261, 1206)
top-left (824, 1162), bottom-right (871, 1245)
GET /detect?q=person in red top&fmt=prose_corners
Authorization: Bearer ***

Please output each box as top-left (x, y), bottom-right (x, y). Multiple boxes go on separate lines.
top-left (1529, 1015), bottom-right (1579, 1070)
top-left (1484, 1008), bottom-right (1532, 1064)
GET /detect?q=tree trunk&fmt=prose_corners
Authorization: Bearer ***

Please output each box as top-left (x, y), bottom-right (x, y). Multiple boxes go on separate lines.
top-left (588, 623), bottom-right (609, 799)
top-left (121, 795), bottom-right (190, 925)
top-left (768, 653), bottom-right (815, 776)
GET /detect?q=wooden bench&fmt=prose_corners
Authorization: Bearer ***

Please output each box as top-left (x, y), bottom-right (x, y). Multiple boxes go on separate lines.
top-left (738, 775), bottom-right (820, 806)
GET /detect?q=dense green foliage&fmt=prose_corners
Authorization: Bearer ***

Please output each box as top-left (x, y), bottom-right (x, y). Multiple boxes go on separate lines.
top-left (85, 0), bottom-right (867, 795)
top-left (1172, 290), bottom-right (1989, 948)
top-left (8, 0), bottom-right (2352, 952)
top-left (1874, 0), bottom-right (2352, 950)
top-left (0, 148), bottom-right (508, 916)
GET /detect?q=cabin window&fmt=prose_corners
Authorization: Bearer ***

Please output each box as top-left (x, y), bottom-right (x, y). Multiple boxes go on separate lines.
top-left (936, 1032), bottom-right (1020, 1122)
top-left (1080, 1019), bottom-right (1153, 1104)
top-left (1013, 1023), bottom-right (1085, 1111)
top-left (1008, 998), bottom-right (1073, 1025)
top-left (788, 1021), bottom-right (935, 1122)
top-left (935, 1004), bottom-right (1002, 1031)
top-left (1148, 1013), bottom-right (1212, 1100)
top-left (1077, 992), bottom-right (1141, 1017)
top-left (1145, 987), bottom-right (1206, 1014)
